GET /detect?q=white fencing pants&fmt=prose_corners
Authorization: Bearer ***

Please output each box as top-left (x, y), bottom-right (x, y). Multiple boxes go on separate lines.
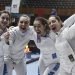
top-left (6, 59), bottom-right (27, 75)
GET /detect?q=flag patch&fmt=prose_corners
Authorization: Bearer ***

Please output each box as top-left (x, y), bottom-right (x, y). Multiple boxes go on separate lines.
top-left (52, 53), bottom-right (57, 59)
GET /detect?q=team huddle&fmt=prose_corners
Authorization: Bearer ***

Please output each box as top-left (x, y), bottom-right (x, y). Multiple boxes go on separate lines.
top-left (0, 10), bottom-right (75, 75)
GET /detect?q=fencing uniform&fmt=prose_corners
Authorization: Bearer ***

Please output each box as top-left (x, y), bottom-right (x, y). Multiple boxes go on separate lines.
top-left (66, 24), bottom-right (75, 75)
top-left (55, 26), bottom-right (75, 75)
top-left (6, 26), bottom-right (34, 75)
top-left (33, 33), bottom-right (60, 75)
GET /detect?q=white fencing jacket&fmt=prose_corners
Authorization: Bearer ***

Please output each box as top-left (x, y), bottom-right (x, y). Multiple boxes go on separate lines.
top-left (32, 33), bottom-right (59, 66)
top-left (8, 26), bottom-right (34, 63)
top-left (55, 26), bottom-right (75, 73)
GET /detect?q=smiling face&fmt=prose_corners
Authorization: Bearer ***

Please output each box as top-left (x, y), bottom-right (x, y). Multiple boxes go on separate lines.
top-left (18, 15), bottom-right (30, 32)
top-left (34, 20), bottom-right (45, 36)
top-left (0, 12), bottom-right (10, 30)
top-left (48, 16), bottom-right (62, 33)
top-left (33, 17), bottom-right (49, 37)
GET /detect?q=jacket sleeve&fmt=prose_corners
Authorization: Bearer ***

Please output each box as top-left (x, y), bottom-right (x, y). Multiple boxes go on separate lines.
top-left (9, 29), bottom-right (16, 45)
top-left (63, 14), bottom-right (75, 27)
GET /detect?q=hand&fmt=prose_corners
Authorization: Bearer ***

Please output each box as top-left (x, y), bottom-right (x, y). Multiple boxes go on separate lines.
top-left (3, 32), bottom-right (10, 44)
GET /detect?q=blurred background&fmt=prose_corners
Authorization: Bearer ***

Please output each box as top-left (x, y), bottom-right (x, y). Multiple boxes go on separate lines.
top-left (0, 0), bottom-right (75, 54)
top-left (0, 0), bottom-right (75, 25)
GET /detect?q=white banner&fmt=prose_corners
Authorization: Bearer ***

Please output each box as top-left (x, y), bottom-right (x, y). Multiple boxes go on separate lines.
top-left (5, 6), bottom-right (11, 13)
top-left (11, 0), bottom-right (21, 13)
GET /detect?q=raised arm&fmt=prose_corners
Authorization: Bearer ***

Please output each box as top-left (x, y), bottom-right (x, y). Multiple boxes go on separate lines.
top-left (63, 14), bottom-right (75, 27)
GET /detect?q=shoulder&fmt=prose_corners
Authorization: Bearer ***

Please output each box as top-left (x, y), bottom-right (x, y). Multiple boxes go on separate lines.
top-left (61, 25), bottom-right (75, 41)
top-left (29, 26), bottom-right (34, 31)
top-left (29, 26), bottom-right (34, 28)
top-left (28, 26), bottom-right (35, 34)
top-left (68, 24), bottom-right (75, 39)
top-left (60, 27), bottom-right (69, 39)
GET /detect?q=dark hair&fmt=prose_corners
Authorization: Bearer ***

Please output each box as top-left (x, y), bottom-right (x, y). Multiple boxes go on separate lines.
top-left (34, 17), bottom-right (50, 36)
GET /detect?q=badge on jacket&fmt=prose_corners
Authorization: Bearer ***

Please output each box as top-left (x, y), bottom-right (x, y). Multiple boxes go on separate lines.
top-left (68, 54), bottom-right (75, 62)
top-left (52, 53), bottom-right (57, 59)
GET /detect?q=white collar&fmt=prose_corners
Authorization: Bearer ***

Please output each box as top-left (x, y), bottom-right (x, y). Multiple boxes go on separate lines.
top-left (56, 26), bottom-right (65, 36)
